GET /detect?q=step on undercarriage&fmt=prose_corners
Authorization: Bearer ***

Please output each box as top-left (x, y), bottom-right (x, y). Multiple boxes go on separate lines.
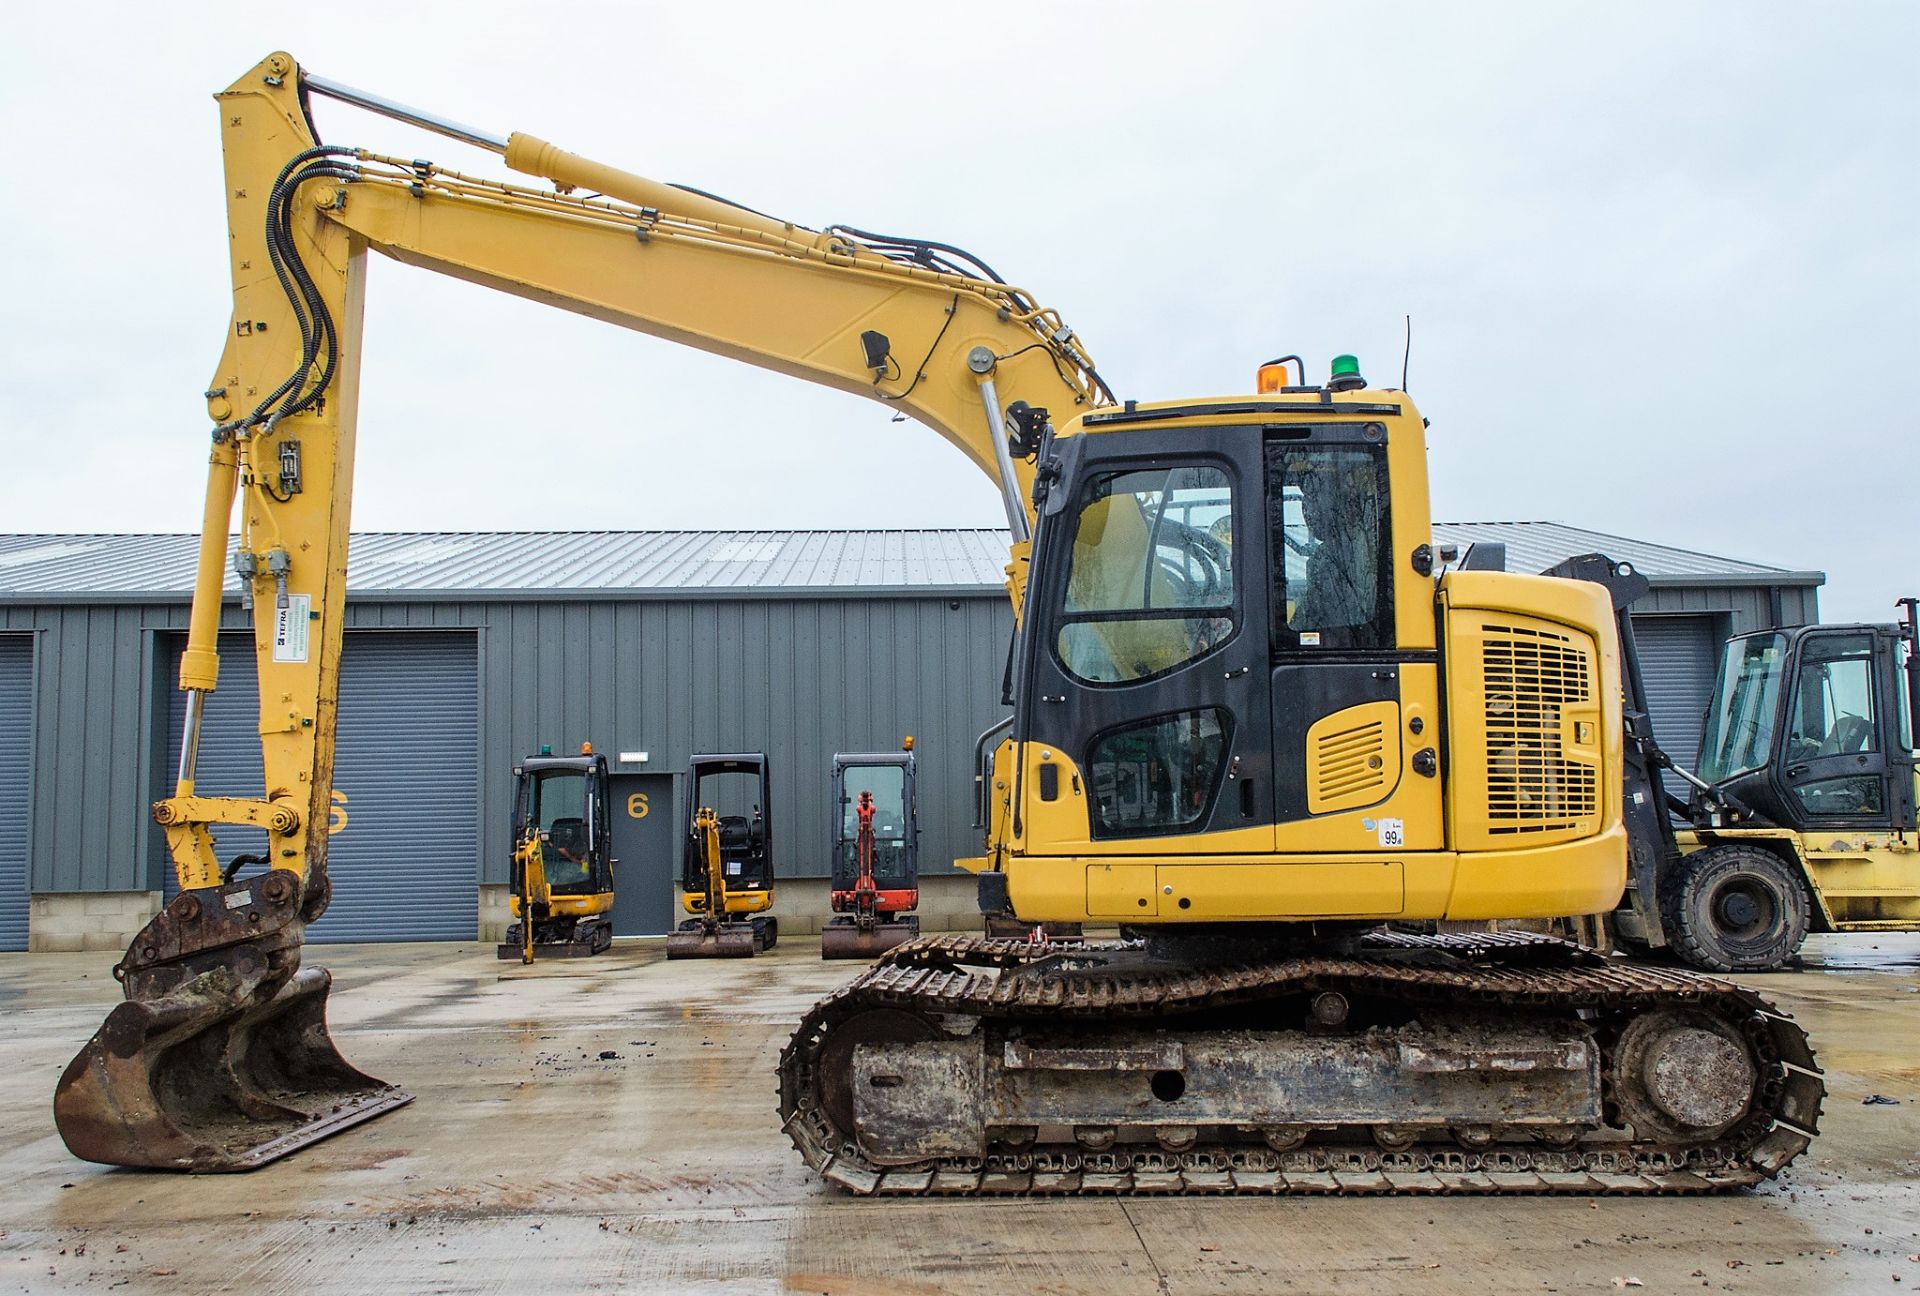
top-left (780, 931), bottom-right (1824, 1196)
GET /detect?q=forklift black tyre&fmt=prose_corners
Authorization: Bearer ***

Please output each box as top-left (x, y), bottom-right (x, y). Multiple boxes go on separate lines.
top-left (1662, 844), bottom-right (1810, 973)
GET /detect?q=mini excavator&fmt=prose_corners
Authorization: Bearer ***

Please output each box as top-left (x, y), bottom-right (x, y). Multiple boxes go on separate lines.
top-left (822, 746), bottom-right (921, 959)
top-left (667, 755), bottom-right (777, 958)
top-left (57, 55), bottom-right (1823, 1190)
top-left (499, 745), bottom-right (615, 962)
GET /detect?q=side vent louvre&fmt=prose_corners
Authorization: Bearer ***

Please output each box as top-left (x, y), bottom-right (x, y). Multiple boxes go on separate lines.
top-left (1305, 700), bottom-right (1400, 815)
top-left (1481, 623), bottom-right (1597, 833)
top-left (1316, 721), bottom-right (1386, 803)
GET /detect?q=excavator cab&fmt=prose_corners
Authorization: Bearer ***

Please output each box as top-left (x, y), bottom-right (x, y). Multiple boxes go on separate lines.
top-left (821, 746), bottom-right (921, 958)
top-left (667, 754), bottom-right (777, 958)
top-left (498, 746), bottom-right (615, 961)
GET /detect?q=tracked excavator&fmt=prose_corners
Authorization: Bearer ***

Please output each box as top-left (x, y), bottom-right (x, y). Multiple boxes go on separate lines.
top-left (668, 755), bottom-right (777, 958)
top-left (56, 54), bottom-right (1823, 1190)
top-left (822, 746), bottom-right (921, 959)
top-left (499, 745), bottom-right (615, 962)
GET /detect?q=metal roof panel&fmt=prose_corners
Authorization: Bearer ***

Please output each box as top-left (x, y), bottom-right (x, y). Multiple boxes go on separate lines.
top-left (0, 522), bottom-right (1820, 602)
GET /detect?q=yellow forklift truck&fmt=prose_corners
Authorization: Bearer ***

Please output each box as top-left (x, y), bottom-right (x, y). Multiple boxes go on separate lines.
top-left (498, 744), bottom-right (615, 962)
top-left (667, 754), bottom-right (777, 958)
top-left (1557, 554), bottom-right (1920, 971)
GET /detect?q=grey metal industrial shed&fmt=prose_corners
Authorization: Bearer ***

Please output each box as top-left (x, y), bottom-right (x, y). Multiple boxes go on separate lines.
top-left (0, 524), bottom-right (1822, 951)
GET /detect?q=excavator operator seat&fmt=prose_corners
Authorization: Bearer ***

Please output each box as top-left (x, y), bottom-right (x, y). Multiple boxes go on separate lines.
top-left (544, 817), bottom-right (590, 888)
top-left (1819, 714), bottom-right (1875, 757)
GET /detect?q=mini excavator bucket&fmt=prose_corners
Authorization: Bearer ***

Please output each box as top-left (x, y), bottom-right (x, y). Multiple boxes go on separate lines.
top-left (666, 920), bottom-right (758, 959)
top-left (820, 917), bottom-right (919, 960)
top-left (54, 872), bottom-right (410, 1172)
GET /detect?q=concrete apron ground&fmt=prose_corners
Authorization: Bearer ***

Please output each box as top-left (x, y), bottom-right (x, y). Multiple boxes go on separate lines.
top-left (0, 934), bottom-right (1914, 1295)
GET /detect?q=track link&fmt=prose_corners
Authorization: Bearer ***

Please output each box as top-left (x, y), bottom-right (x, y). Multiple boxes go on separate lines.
top-left (779, 932), bottom-right (1823, 1196)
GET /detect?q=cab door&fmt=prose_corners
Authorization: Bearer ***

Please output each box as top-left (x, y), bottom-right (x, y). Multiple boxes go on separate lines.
top-left (1263, 427), bottom-right (1443, 853)
top-left (1020, 424), bottom-right (1273, 851)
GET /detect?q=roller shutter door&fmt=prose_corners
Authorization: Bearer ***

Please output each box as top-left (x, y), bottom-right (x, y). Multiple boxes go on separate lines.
top-left (0, 637), bottom-right (31, 951)
top-left (1631, 614), bottom-right (1719, 799)
top-left (166, 631), bottom-right (478, 942)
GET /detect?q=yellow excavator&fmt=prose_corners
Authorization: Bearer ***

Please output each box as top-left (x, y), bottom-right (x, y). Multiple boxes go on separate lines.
top-left (500, 744), bottom-right (615, 963)
top-left (55, 54), bottom-right (1823, 1191)
top-left (668, 754), bottom-right (777, 958)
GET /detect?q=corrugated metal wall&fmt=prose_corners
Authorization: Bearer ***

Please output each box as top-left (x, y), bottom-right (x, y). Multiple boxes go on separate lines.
top-left (451, 596), bottom-right (1013, 883)
top-left (0, 635), bottom-right (32, 949)
top-left (0, 604), bottom-right (159, 894)
top-left (1628, 582), bottom-right (1817, 629)
top-left (161, 631), bottom-right (479, 942)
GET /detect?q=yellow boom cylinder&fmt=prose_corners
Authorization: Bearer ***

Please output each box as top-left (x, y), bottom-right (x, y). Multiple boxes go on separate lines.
top-left (177, 437), bottom-right (239, 697)
top-left (505, 134), bottom-right (822, 248)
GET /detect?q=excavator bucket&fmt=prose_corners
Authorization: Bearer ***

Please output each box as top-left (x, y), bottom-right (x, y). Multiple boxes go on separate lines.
top-left (820, 916), bottom-right (919, 960)
top-left (54, 873), bottom-right (410, 1172)
top-left (666, 922), bottom-right (758, 959)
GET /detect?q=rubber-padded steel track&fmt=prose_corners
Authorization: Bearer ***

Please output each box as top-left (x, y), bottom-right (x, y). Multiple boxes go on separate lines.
top-left (779, 932), bottom-right (1824, 1195)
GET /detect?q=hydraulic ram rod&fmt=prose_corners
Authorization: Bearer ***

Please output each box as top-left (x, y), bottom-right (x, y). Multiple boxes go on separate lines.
top-left (302, 72), bottom-right (511, 154)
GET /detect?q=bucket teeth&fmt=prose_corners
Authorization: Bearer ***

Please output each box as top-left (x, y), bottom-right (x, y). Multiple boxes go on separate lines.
top-left (54, 874), bottom-right (410, 1172)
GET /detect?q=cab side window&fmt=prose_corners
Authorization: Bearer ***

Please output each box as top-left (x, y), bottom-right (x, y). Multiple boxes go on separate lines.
top-left (1267, 445), bottom-right (1393, 651)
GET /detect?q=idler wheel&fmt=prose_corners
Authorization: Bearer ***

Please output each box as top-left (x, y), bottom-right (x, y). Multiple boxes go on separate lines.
top-left (1612, 1009), bottom-right (1757, 1140)
top-left (813, 1009), bottom-right (939, 1137)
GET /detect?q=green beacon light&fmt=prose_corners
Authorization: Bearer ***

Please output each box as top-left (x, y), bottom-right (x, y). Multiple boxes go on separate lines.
top-left (540, 743), bottom-right (553, 756)
top-left (1327, 353), bottom-right (1366, 393)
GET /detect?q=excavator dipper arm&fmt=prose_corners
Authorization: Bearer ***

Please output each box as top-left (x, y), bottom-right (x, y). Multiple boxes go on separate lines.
top-left (57, 51), bottom-right (1105, 1170)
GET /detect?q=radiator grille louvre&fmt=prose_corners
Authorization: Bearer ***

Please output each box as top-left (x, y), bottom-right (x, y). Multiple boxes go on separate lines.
top-left (1482, 623), bottom-right (1597, 833)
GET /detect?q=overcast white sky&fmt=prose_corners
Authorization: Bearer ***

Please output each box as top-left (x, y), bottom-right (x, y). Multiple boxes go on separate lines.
top-left (1, 2), bottom-right (1913, 622)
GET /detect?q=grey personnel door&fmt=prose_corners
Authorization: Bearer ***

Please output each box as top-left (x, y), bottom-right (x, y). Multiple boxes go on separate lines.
top-left (606, 772), bottom-right (675, 935)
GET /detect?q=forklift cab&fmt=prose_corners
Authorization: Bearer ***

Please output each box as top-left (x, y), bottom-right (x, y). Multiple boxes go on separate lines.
top-left (511, 750), bottom-right (613, 898)
top-left (830, 749), bottom-right (919, 895)
top-left (681, 754), bottom-right (774, 902)
top-left (1693, 623), bottom-right (1919, 833)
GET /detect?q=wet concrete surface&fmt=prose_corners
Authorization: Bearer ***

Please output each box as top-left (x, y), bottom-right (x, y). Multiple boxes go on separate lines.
top-left (0, 932), bottom-right (1915, 1294)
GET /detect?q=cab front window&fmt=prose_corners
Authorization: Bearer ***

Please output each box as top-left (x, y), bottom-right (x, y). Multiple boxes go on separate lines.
top-left (525, 769), bottom-right (591, 889)
top-left (1695, 634), bottom-right (1787, 783)
top-left (1054, 464), bottom-right (1236, 685)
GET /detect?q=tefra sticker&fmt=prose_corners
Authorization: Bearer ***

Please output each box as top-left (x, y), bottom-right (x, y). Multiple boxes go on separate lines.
top-left (273, 594), bottom-right (311, 663)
